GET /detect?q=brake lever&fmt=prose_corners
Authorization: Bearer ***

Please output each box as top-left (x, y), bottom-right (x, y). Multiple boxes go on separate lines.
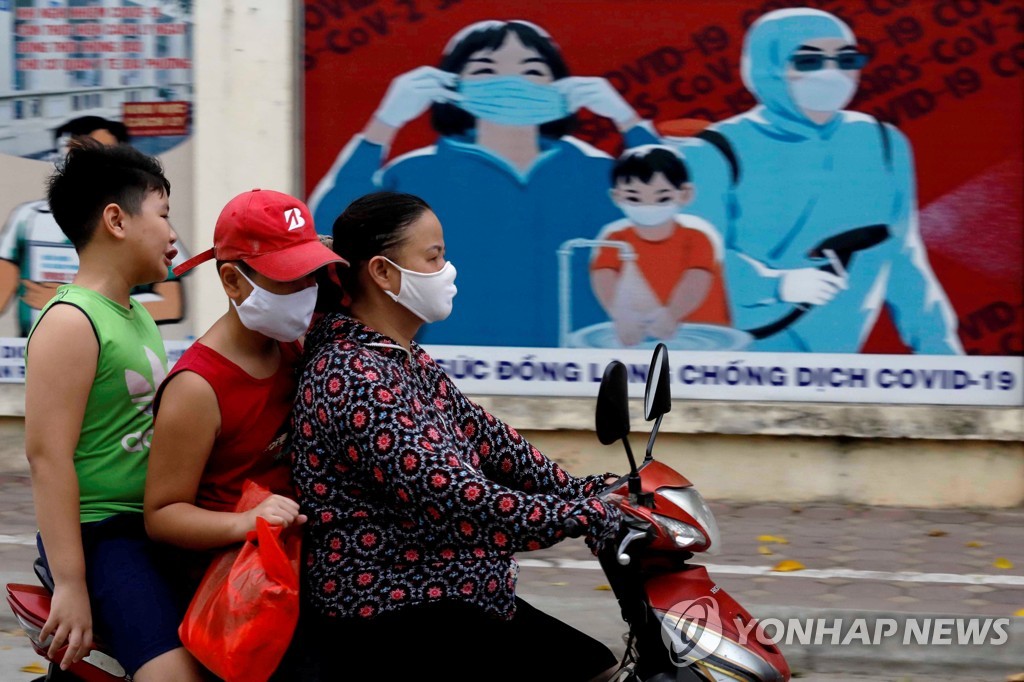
top-left (616, 525), bottom-right (650, 566)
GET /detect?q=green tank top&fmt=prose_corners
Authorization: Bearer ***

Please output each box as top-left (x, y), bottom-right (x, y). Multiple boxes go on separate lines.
top-left (29, 285), bottom-right (168, 523)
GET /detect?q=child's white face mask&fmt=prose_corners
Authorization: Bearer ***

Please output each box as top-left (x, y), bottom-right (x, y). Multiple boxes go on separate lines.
top-left (233, 268), bottom-right (318, 342)
top-left (382, 257), bottom-right (458, 323)
top-left (616, 202), bottom-right (680, 227)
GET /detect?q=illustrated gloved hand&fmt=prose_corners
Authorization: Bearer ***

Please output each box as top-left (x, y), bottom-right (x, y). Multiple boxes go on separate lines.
top-left (778, 267), bottom-right (847, 306)
top-left (374, 66), bottom-right (462, 128)
top-left (553, 77), bottom-right (637, 128)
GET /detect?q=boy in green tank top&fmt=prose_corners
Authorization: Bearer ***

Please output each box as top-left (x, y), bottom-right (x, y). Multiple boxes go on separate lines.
top-left (25, 142), bottom-right (204, 680)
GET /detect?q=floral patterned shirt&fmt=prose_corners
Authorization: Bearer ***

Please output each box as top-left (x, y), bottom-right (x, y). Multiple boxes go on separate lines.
top-left (291, 315), bottom-right (621, 621)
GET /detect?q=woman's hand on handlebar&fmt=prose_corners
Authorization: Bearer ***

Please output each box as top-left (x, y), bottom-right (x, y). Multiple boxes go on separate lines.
top-left (597, 473), bottom-right (624, 501)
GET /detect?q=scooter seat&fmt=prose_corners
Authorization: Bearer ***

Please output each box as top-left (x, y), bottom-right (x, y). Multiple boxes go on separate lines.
top-left (34, 557), bottom-right (55, 593)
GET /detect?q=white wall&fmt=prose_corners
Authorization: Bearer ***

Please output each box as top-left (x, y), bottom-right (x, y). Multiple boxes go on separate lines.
top-left (191, 0), bottom-right (300, 334)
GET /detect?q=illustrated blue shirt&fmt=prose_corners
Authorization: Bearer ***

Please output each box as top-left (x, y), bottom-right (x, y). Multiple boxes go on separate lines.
top-left (675, 9), bottom-right (960, 354)
top-left (309, 125), bottom-right (658, 347)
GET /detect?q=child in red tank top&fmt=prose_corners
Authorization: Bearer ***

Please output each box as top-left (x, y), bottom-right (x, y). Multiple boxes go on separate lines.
top-left (144, 189), bottom-right (344, 552)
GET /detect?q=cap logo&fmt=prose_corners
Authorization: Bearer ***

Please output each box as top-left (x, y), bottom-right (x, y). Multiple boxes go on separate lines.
top-left (284, 207), bottom-right (306, 231)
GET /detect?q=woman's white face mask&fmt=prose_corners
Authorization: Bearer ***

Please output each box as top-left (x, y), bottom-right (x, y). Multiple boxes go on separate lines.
top-left (382, 257), bottom-right (458, 323)
top-left (233, 268), bottom-right (318, 342)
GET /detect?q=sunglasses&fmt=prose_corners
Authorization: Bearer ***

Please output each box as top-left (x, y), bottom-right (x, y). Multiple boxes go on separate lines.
top-left (790, 52), bottom-right (870, 72)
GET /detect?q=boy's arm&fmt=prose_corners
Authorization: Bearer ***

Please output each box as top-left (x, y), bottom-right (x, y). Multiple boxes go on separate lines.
top-left (592, 267), bottom-right (649, 347)
top-left (24, 304), bottom-right (96, 670)
top-left (590, 268), bottom-right (620, 315)
top-left (665, 269), bottom-right (712, 320)
top-left (145, 372), bottom-right (305, 551)
top-left (0, 260), bottom-right (19, 313)
top-left (0, 207), bottom-right (25, 313)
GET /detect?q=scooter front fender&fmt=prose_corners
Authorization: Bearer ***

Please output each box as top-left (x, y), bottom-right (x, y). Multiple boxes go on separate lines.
top-left (644, 565), bottom-right (790, 682)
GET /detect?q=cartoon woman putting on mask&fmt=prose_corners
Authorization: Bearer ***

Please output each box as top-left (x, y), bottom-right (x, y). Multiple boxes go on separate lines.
top-left (308, 20), bottom-right (659, 348)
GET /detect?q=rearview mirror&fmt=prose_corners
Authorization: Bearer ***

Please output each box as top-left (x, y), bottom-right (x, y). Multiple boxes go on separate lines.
top-left (596, 361), bottom-right (630, 445)
top-left (643, 343), bottom-right (672, 421)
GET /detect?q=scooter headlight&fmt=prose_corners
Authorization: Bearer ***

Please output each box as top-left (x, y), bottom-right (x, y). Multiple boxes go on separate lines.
top-left (651, 513), bottom-right (708, 549)
top-left (658, 487), bottom-right (722, 555)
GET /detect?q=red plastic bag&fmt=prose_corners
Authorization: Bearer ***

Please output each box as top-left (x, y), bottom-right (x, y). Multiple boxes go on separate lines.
top-left (178, 482), bottom-right (302, 682)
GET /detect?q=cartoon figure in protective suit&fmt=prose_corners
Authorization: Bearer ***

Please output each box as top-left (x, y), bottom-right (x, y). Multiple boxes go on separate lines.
top-left (675, 8), bottom-right (961, 354)
top-left (308, 20), bottom-right (658, 347)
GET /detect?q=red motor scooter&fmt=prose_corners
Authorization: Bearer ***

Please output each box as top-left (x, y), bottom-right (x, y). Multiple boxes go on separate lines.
top-left (8, 343), bottom-right (787, 682)
top-left (593, 344), bottom-right (790, 682)
top-left (7, 557), bottom-right (128, 682)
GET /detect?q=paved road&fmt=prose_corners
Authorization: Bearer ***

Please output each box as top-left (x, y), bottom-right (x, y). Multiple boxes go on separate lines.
top-left (1, 474), bottom-right (1022, 679)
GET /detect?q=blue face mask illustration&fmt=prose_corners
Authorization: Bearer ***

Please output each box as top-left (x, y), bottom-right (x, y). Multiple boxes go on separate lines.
top-left (457, 76), bottom-right (569, 126)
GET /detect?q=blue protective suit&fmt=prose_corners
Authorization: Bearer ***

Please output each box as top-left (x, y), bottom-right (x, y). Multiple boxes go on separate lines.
top-left (677, 9), bottom-right (961, 354)
top-left (308, 125), bottom-right (657, 347)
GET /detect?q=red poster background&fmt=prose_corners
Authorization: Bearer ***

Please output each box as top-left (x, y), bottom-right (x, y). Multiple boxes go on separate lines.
top-left (303, 0), bottom-right (1023, 356)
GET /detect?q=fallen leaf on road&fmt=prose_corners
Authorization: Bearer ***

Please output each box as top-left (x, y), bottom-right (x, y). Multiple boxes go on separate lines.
top-left (965, 541), bottom-right (984, 548)
top-left (758, 534), bottom-right (789, 544)
top-left (20, 662), bottom-right (47, 674)
top-left (1014, 608), bottom-right (1024, 617)
top-left (595, 584), bottom-right (612, 591)
top-left (548, 581), bottom-right (568, 586)
top-left (927, 530), bottom-right (948, 537)
top-left (1004, 673), bottom-right (1024, 682)
top-left (772, 559), bottom-right (805, 572)
top-left (994, 558), bottom-right (1014, 570)
top-left (758, 546), bottom-right (774, 556)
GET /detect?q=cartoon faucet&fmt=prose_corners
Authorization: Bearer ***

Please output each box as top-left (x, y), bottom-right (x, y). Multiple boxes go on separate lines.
top-left (557, 238), bottom-right (637, 348)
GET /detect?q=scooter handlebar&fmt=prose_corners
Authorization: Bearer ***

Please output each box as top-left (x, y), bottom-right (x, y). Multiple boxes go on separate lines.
top-left (563, 517), bottom-right (584, 538)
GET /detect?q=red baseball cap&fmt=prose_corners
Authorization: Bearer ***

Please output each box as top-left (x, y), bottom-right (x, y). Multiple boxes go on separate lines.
top-left (173, 189), bottom-right (345, 280)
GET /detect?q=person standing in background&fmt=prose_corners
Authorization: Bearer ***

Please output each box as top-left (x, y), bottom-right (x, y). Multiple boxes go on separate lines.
top-left (0, 115), bottom-right (190, 336)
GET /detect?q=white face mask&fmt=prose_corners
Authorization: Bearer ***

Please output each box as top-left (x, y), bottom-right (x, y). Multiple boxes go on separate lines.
top-left (233, 268), bottom-right (318, 342)
top-left (382, 257), bottom-right (457, 323)
top-left (789, 69), bottom-right (857, 114)
top-left (616, 202), bottom-right (680, 227)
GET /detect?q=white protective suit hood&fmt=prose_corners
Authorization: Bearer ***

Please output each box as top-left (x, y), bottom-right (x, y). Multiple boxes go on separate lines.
top-left (740, 9), bottom-right (856, 129)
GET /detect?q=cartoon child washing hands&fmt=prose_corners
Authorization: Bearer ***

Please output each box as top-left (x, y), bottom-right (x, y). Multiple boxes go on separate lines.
top-left (591, 146), bottom-right (729, 347)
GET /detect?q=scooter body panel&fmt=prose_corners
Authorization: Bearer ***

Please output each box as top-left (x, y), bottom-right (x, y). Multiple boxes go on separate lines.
top-left (608, 461), bottom-right (693, 495)
top-left (606, 462), bottom-right (716, 554)
top-left (643, 566), bottom-right (790, 682)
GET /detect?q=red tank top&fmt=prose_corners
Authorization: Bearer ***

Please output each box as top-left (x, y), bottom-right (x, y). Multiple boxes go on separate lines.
top-left (157, 341), bottom-right (300, 513)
